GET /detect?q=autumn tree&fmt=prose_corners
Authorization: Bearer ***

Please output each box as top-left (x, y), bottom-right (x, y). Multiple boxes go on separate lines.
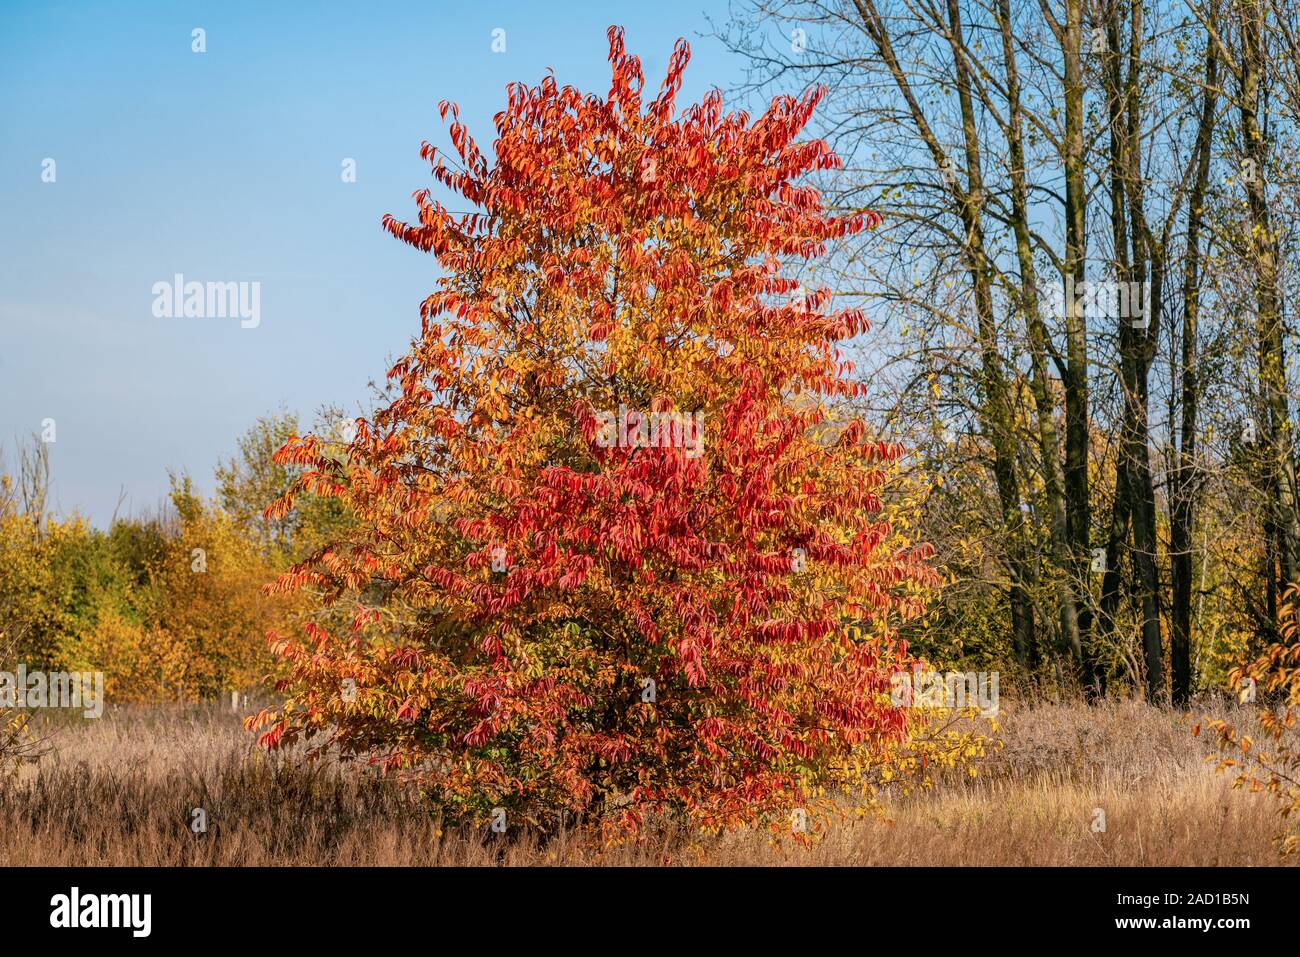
top-left (0, 435), bottom-right (299, 703)
top-left (216, 409), bottom-right (355, 562)
top-left (216, 411), bottom-right (304, 556)
top-left (1200, 583), bottom-right (1300, 855)
top-left (252, 27), bottom-right (950, 836)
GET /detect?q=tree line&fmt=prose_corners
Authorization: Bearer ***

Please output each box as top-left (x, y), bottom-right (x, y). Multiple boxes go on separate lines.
top-left (722, 0), bottom-right (1300, 701)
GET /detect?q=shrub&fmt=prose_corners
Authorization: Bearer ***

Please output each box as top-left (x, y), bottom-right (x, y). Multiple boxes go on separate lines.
top-left (252, 27), bottom-right (952, 837)
top-left (1199, 582), bottom-right (1300, 855)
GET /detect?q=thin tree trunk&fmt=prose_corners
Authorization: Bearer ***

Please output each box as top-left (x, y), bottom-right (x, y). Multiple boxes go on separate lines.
top-left (1061, 0), bottom-right (1099, 690)
top-left (997, 0), bottom-right (1072, 681)
top-left (1170, 44), bottom-right (1217, 704)
top-left (1238, 0), bottom-right (1300, 603)
top-left (854, 0), bottom-right (1039, 668)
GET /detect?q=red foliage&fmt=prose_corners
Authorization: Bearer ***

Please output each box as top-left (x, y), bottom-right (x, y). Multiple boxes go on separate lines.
top-left (250, 26), bottom-right (937, 837)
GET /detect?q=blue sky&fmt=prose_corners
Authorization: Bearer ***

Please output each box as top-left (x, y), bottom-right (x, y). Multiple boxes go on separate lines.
top-left (0, 0), bottom-right (750, 526)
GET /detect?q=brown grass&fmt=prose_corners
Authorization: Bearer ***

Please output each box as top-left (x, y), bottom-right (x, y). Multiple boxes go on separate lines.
top-left (0, 696), bottom-right (1291, 865)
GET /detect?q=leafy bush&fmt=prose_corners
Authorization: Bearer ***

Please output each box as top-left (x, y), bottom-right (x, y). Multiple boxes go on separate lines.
top-left (0, 453), bottom-right (299, 702)
top-left (1199, 583), bottom-right (1300, 855)
top-left (251, 28), bottom-right (964, 838)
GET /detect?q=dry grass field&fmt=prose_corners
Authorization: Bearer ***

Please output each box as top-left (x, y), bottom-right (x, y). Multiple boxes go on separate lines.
top-left (1, 697), bottom-right (1292, 866)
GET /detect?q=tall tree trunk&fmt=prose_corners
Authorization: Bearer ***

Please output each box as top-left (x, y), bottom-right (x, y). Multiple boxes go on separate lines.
top-left (1124, 0), bottom-right (1165, 702)
top-left (997, 0), bottom-right (1073, 682)
top-left (1097, 0), bottom-right (1165, 700)
top-left (944, 0), bottom-right (1038, 671)
top-left (1238, 0), bottom-right (1300, 604)
top-left (1061, 0), bottom-right (1100, 690)
top-left (854, 0), bottom-right (1039, 668)
top-left (1170, 44), bottom-right (1217, 704)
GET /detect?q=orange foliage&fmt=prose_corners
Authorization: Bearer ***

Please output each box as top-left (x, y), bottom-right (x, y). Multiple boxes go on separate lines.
top-left (1199, 583), bottom-right (1300, 855)
top-left (251, 27), bottom-right (943, 836)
